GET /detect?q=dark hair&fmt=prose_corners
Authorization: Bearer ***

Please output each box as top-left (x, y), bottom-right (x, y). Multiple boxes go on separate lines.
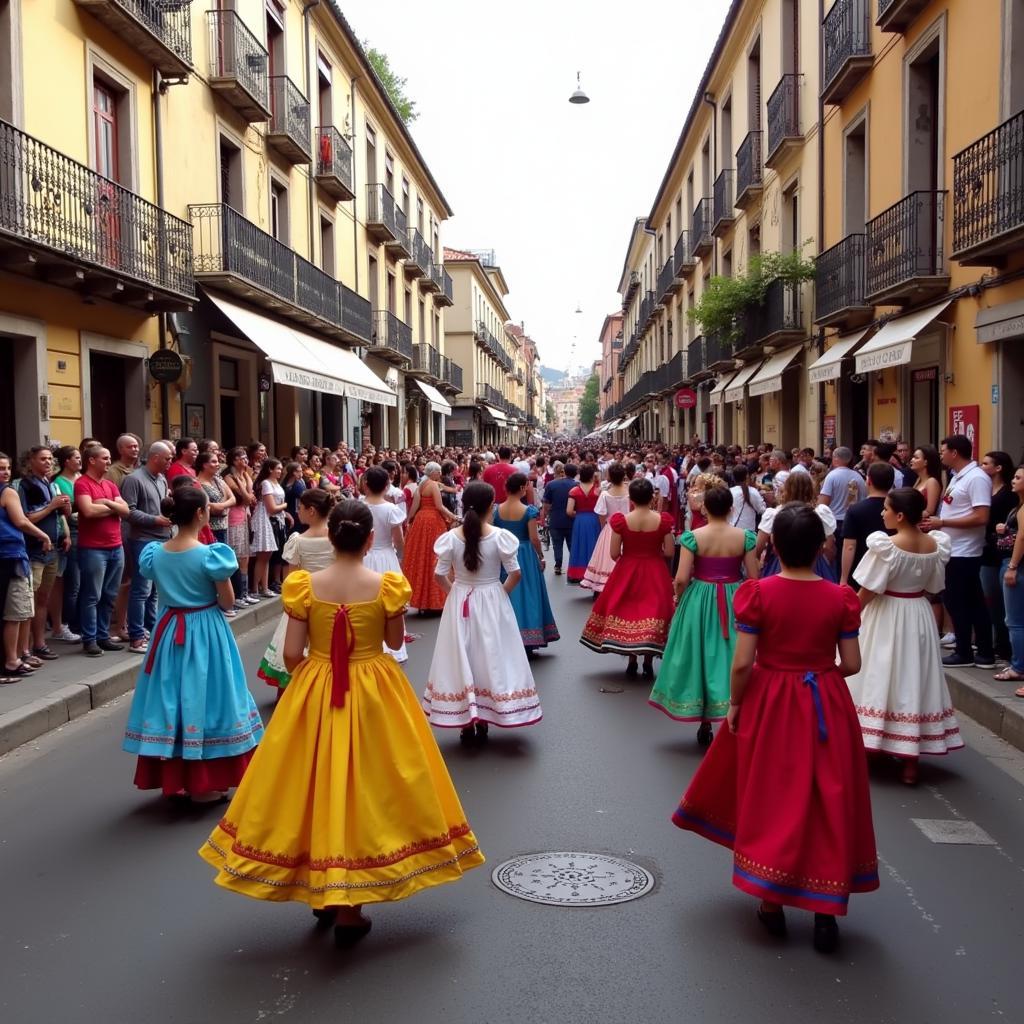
top-left (875, 441), bottom-right (897, 462)
top-left (467, 459), bottom-right (483, 481)
top-left (299, 486), bottom-right (335, 518)
top-left (578, 464), bottom-right (596, 483)
top-left (498, 445), bottom-right (512, 461)
top-left (328, 498), bottom-right (372, 553)
top-left (382, 459), bottom-right (400, 485)
top-left (772, 502), bottom-right (825, 569)
top-left (703, 484), bottom-right (734, 518)
top-left (941, 435), bottom-right (973, 460)
top-left (781, 472), bottom-right (815, 506)
top-left (174, 437), bottom-right (196, 459)
top-left (363, 465), bottom-right (390, 495)
top-left (867, 461), bottom-right (895, 491)
top-left (290, 445), bottom-right (307, 460)
top-left (54, 445), bottom-right (80, 473)
top-left (732, 463), bottom-right (752, 510)
top-left (227, 446), bottom-right (248, 470)
top-left (607, 461), bottom-right (626, 485)
top-left (629, 477), bottom-right (654, 506)
top-left (886, 486), bottom-right (926, 525)
top-left (914, 444), bottom-right (942, 482)
top-left (441, 460), bottom-right (456, 477)
top-left (696, 456), bottom-right (712, 472)
top-left (623, 461), bottom-right (636, 480)
top-left (282, 461), bottom-right (302, 484)
top-left (985, 450), bottom-right (1015, 486)
top-left (246, 442), bottom-right (265, 463)
top-left (195, 451), bottom-right (219, 475)
top-left (505, 471), bottom-right (527, 495)
top-left (254, 458), bottom-right (282, 489)
top-left (197, 438), bottom-right (218, 454)
top-left (160, 479), bottom-right (208, 527)
top-left (564, 463), bottom-right (579, 479)
top-left (402, 462), bottom-right (419, 484)
top-left (461, 481), bottom-right (495, 573)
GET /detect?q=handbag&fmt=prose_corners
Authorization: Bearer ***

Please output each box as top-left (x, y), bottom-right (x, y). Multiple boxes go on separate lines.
top-left (996, 509), bottom-right (1018, 554)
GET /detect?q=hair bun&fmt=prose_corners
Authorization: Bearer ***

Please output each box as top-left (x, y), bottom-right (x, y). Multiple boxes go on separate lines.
top-left (160, 494), bottom-right (175, 518)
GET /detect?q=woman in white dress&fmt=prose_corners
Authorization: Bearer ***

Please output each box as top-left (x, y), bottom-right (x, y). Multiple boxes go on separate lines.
top-left (251, 458), bottom-right (291, 597)
top-left (363, 466), bottom-right (408, 663)
top-left (846, 487), bottom-right (960, 785)
top-left (423, 480), bottom-right (542, 745)
top-left (756, 473), bottom-right (837, 580)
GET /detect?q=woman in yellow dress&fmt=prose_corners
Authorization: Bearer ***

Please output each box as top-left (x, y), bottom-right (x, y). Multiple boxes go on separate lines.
top-left (199, 499), bottom-right (485, 947)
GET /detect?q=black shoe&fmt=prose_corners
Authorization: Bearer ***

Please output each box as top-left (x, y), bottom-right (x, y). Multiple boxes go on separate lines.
top-left (942, 653), bottom-right (975, 668)
top-left (475, 722), bottom-right (489, 742)
top-left (813, 914), bottom-right (839, 953)
top-left (974, 654), bottom-right (997, 670)
top-left (459, 725), bottom-right (476, 746)
top-left (625, 661), bottom-right (638, 679)
top-left (697, 722), bottom-right (713, 747)
top-left (334, 919), bottom-right (372, 948)
top-left (97, 639), bottom-right (125, 652)
top-left (83, 642), bottom-right (103, 657)
top-left (641, 662), bottom-right (654, 680)
top-left (312, 908), bottom-right (337, 929)
top-left (757, 908), bottom-right (787, 937)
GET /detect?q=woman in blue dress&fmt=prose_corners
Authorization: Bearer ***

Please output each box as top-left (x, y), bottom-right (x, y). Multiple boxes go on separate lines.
top-left (494, 472), bottom-right (559, 652)
top-left (566, 463), bottom-right (602, 585)
top-left (123, 484), bottom-right (263, 802)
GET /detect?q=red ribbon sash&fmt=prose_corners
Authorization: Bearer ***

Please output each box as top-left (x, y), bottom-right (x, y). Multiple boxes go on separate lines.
top-left (330, 605), bottom-right (355, 709)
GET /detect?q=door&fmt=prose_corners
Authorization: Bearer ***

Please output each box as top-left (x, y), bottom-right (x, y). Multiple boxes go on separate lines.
top-left (0, 337), bottom-right (15, 456)
top-left (910, 367), bottom-right (939, 449)
top-left (90, 352), bottom-right (127, 450)
top-left (93, 81), bottom-right (121, 269)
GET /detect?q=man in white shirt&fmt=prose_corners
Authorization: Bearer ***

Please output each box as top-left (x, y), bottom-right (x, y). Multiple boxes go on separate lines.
top-left (769, 450), bottom-right (791, 496)
top-left (643, 454), bottom-right (670, 510)
top-left (925, 434), bottom-right (994, 668)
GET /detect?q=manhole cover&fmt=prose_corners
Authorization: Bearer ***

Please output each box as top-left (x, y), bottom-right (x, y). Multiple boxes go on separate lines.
top-left (491, 852), bottom-right (655, 907)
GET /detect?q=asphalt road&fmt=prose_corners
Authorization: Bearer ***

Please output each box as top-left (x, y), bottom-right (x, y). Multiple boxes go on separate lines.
top-left (1, 565), bottom-right (1023, 1024)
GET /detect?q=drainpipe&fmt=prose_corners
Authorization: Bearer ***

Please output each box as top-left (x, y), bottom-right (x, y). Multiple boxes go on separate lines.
top-left (703, 91), bottom-right (717, 278)
top-left (153, 68), bottom-right (170, 439)
top-left (817, 0), bottom-right (827, 448)
top-left (303, 0), bottom-right (321, 444)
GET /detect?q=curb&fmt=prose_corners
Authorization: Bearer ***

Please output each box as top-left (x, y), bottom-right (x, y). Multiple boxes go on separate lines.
top-left (946, 667), bottom-right (1024, 753)
top-left (0, 597), bottom-right (281, 757)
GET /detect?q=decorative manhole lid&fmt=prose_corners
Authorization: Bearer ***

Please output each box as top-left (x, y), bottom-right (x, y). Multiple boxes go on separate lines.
top-left (491, 852), bottom-right (655, 907)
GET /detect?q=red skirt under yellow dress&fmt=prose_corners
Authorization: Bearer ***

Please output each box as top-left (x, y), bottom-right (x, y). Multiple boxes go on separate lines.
top-left (402, 493), bottom-right (449, 611)
top-left (672, 577), bottom-right (879, 916)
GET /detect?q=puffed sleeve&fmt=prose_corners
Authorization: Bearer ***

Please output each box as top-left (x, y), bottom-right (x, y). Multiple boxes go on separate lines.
top-left (137, 540), bottom-right (160, 581)
top-left (380, 571), bottom-right (412, 618)
top-left (281, 570), bottom-right (312, 621)
top-left (924, 531), bottom-right (952, 593)
top-left (524, 504), bottom-right (539, 522)
top-left (758, 506), bottom-right (777, 536)
top-left (203, 542), bottom-right (238, 581)
top-left (678, 530), bottom-right (698, 554)
top-left (389, 503), bottom-right (407, 528)
top-left (659, 512), bottom-right (674, 535)
top-left (496, 528), bottom-right (521, 574)
top-left (815, 503), bottom-right (838, 537)
top-left (743, 529), bottom-right (757, 552)
top-left (839, 585), bottom-right (861, 639)
top-left (610, 512), bottom-right (628, 535)
top-left (433, 529), bottom-right (455, 577)
top-left (282, 531), bottom-right (302, 566)
top-left (595, 490), bottom-right (609, 516)
top-left (852, 531), bottom-right (895, 593)
top-left (733, 579), bottom-right (762, 634)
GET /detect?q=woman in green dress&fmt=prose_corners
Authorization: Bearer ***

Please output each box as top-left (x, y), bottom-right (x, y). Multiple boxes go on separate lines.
top-left (649, 485), bottom-right (758, 745)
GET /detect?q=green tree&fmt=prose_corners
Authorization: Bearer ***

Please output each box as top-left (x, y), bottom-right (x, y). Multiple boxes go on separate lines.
top-left (545, 399), bottom-right (556, 427)
top-left (364, 45), bottom-right (418, 125)
top-left (578, 373), bottom-right (600, 432)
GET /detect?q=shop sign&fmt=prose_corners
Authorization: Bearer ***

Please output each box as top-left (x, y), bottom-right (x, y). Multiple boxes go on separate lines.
top-left (856, 342), bottom-right (911, 373)
top-left (823, 414), bottom-right (836, 448)
top-left (258, 371), bottom-right (272, 393)
top-left (674, 387), bottom-right (697, 409)
top-left (912, 367), bottom-right (937, 382)
top-left (949, 405), bottom-right (980, 459)
top-left (147, 349), bottom-right (183, 383)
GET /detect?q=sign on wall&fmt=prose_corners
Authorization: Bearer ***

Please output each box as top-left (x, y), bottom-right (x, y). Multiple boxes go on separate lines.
top-left (949, 405), bottom-right (980, 460)
top-left (823, 414), bottom-right (836, 449)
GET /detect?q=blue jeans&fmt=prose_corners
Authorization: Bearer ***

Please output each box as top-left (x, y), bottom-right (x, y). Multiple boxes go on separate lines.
top-left (127, 538), bottom-right (158, 642)
top-left (78, 546), bottom-right (124, 644)
top-left (62, 537), bottom-right (81, 633)
top-left (549, 526), bottom-right (571, 570)
top-left (1001, 559), bottom-right (1024, 673)
top-left (981, 563), bottom-right (1011, 658)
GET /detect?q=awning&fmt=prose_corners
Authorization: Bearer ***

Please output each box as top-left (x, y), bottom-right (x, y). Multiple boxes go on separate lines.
top-left (481, 404), bottom-right (507, 424)
top-left (724, 361), bottom-right (764, 403)
top-left (709, 371), bottom-right (738, 404)
top-left (205, 291), bottom-right (396, 407)
top-left (411, 379), bottom-right (452, 416)
top-left (617, 414), bottom-right (639, 430)
top-left (854, 300), bottom-right (952, 373)
top-left (747, 345), bottom-right (804, 397)
top-left (807, 329), bottom-right (871, 384)
top-left (601, 418), bottom-right (621, 433)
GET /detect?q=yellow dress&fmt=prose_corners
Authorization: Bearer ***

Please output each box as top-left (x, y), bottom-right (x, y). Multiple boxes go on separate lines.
top-left (199, 570), bottom-right (485, 908)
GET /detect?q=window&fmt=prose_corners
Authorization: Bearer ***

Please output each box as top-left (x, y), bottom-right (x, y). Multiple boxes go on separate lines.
top-left (419, 297), bottom-right (426, 344)
top-left (434, 311), bottom-right (440, 348)
top-left (219, 134), bottom-right (243, 210)
top-left (675, 197), bottom-right (682, 239)
top-left (433, 223), bottom-right (439, 260)
top-left (401, 177), bottom-right (410, 218)
top-left (365, 123), bottom-right (377, 184)
top-left (265, 0), bottom-right (284, 78)
top-left (319, 214), bottom-right (334, 276)
top-left (1009, 0), bottom-right (1024, 116)
top-left (417, 197), bottom-right (424, 234)
top-left (385, 152), bottom-right (395, 194)
top-left (386, 271), bottom-right (395, 313)
top-left (844, 117), bottom-right (867, 233)
top-left (783, 181), bottom-right (798, 252)
top-left (90, 71), bottom-right (134, 187)
top-left (701, 139), bottom-right (711, 197)
top-left (721, 96), bottom-right (732, 171)
top-left (368, 254), bottom-right (378, 308)
top-left (0, 0), bottom-right (20, 124)
top-left (270, 178), bottom-right (288, 242)
top-left (906, 34), bottom-right (942, 193)
top-left (748, 37), bottom-right (761, 130)
top-left (722, 249), bottom-right (733, 278)
top-left (317, 51), bottom-right (332, 126)
top-left (93, 81), bottom-right (119, 182)
top-left (748, 222), bottom-right (761, 260)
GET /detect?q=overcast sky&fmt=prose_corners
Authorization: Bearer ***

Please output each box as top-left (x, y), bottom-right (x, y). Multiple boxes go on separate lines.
top-left (343, 0), bottom-right (733, 374)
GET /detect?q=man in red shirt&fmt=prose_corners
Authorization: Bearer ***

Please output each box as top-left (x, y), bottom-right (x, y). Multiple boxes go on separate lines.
top-left (75, 445), bottom-right (130, 656)
top-left (483, 445), bottom-right (517, 503)
top-left (166, 437), bottom-right (198, 482)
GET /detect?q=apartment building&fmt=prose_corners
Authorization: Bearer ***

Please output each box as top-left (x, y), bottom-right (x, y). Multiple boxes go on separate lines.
top-left (0, 0), bottom-right (460, 454)
top-left (595, 312), bottom-right (623, 428)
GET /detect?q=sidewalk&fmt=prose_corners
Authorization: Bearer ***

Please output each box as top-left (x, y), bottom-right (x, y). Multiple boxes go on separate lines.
top-left (945, 665), bottom-right (1024, 752)
top-left (0, 597), bottom-right (281, 757)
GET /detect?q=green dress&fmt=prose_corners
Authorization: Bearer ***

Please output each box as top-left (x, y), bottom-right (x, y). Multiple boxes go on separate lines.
top-left (648, 529), bottom-right (756, 722)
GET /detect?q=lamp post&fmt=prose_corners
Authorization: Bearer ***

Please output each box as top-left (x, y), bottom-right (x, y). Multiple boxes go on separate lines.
top-left (569, 71), bottom-right (590, 104)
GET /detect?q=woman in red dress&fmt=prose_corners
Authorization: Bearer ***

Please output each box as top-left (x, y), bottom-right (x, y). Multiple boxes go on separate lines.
top-left (402, 462), bottom-right (457, 613)
top-left (580, 477), bottom-right (675, 678)
top-left (672, 503), bottom-right (878, 953)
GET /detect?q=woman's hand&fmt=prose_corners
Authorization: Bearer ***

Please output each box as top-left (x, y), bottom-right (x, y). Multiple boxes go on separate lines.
top-left (727, 702), bottom-right (741, 734)
top-left (284, 512), bottom-right (294, 527)
top-left (1006, 567), bottom-right (1018, 588)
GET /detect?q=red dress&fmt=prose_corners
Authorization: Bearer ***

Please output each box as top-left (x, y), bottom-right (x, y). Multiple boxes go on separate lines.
top-left (580, 512), bottom-right (674, 655)
top-left (673, 577), bottom-right (879, 916)
top-left (402, 491), bottom-right (449, 611)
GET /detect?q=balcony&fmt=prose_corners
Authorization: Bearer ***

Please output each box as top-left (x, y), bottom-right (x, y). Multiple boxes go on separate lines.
top-left (735, 131), bottom-right (763, 210)
top-left (739, 279), bottom-right (805, 350)
top-left (431, 264), bottom-right (454, 305)
top-left (386, 207), bottom-right (411, 259)
top-left (713, 170), bottom-right (736, 237)
top-left (267, 75), bottom-right (311, 164)
top-left (421, 250), bottom-right (440, 292)
top-left (765, 74), bottom-right (802, 169)
top-left (673, 231), bottom-right (696, 283)
top-left (691, 198), bottom-right (713, 259)
top-left (0, 119), bottom-right (193, 310)
top-left (644, 289), bottom-right (657, 325)
top-left (476, 382), bottom-right (504, 407)
top-left (657, 257), bottom-right (675, 304)
top-left (314, 126), bottom-right (354, 201)
top-left (876, 0), bottom-right (930, 33)
top-left (688, 336), bottom-right (707, 379)
top-left (411, 343), bottom-right (441, 382)
top-left (705, 331), bottom-right (734, 371)
top-left (403, 227), bottom-right (431, 279)
top-left (623, 269), bottom-right (641, 308)
top-left (865, 190), bottom-right (949, 304)
top-left (365, 183), bottom-right (399, 243)
top-left (371, 310), bottom-right (412, 364)
top-left (815, 233), bottom-right (873, 327)
top-left (952, 109), bottom-right (1024, 266)
top-left (206, 10), bottom-right (270, 122)
top-left (74, 0), bottom-right (193, 77)
top-left (822, 0), bottom-right (872, 105)
top-left (441, 357), bottom-right (463, 395)
top-left (188, 202), bottom-right (371, 343)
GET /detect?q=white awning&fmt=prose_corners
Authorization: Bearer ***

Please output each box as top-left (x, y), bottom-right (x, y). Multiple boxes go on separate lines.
top-left (746, 345), bottom-right (804, 397)
top-left (205, 291), bottom-right (396, 406)
top-left (411, 379), bottom-right (452, 416)
top-left (724, 361), bottom-right (764, 403)
top-left (709, 371), bottom-right (738, 404)
top-left (854, 300), bottom-right (952, 373)
top-left (601, 418), bottom-right (621, 433)
top-left (481, 404), bottom-right (507, 424)
top-left (807, 329), bottom-right (871, 384)
top-left (617, 414), bottom-right (639, 430)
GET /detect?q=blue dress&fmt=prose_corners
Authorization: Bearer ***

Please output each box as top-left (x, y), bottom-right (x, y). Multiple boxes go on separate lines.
top-left (493, 505), bottom-right (560, 651)
top-left (567, 486), bottom-right (602, 585)
top-left (123, 543), bottom-right (263, 788)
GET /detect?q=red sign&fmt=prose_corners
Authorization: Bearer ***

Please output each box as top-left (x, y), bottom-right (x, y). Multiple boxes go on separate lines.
top-left (949, 405), bottom-right (980, 460)
top-left (674, 387), bottom-right (697, 409)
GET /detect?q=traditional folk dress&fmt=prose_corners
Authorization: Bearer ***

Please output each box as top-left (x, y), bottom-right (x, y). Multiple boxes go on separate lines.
top-left (200, 571), bottom-right (484, 907)
top-left (364, 500), bottom-right (409, 663)
top-left (493, 504), bottom-right (559, 652)
top-left (580, 512), bottom-right (675, 656)
top-left (650, 529), bottom-right (757, 721)
top-left (402, 490), bottom-right (448, 611)
top-left (566, 485), bottom-right (602, 584)
top-left (423, 529), bottom-right (542, 728)
top-left (673, 577), bottom-right (879, 916)
top-left (846, 531), bottom-right (962, 758)
top-left (759, 504), bottom-right (838, 582)
top-left (580, 490), bottom-right (631, 593)
top-left (258, 533), bottom-right (336, 690)
top-left (123, 543), bottom-right (263, 796)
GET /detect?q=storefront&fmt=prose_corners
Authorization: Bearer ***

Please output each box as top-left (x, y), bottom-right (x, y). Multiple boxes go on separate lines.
top-left (977, 298), bottom-right (1024, 458)
top-left (724, 360), bottom-right (764, 447)
top-left (746, 345), bottom-right (804, 451)
top-left (808, 329), bottom-right (871, 450)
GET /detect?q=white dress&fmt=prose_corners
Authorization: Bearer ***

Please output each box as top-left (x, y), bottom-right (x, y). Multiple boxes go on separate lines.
top-left (423, 529), bottom-right (542, 729)
top-left (363, 500), bottom-right (409, 663)
top-left (846, 531), bottom-right (963, 758)
top-left (251, 480), bottom-right (285, 553)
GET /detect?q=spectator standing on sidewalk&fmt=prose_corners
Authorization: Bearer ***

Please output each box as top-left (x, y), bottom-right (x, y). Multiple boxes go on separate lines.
top-left (106, 434), bottom-right (140, 642)
top-left (166, 437), bottom-right (198, 483)
top-left (49, 446), bottom-right (82, 644)
top-left (121, 443), bottom-right (173, 654)
top-left (75, 445), bottom-right (130, 657)
top-left (818, 446), bottom-right (866, 536)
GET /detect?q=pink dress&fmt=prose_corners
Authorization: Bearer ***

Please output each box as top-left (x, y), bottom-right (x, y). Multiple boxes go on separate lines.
top-left (580, 491), bottom-right (631, 593)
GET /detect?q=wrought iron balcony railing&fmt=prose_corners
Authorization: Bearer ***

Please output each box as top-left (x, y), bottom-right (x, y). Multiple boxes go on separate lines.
top-left (476, 382), bottom-right (504, 406)
top-left (876, 0), bottom-right (929, 33)
top-left (666, 349), bottom-right (686, 387)
top-left (442, 357), bottom-right (463, 394)
top-left (413, 343), bottom-right (441, 379)
top-left (314, 126), bottom-right (354, 201)
top-left (0, 118), bottom-right (194, 307)
top-left (405, 227), bottom-right (431, 279)
top-left (657, 257), bottom-right (674, 303)
top-left (366, 183), bottom-right (399, 243)
top-left (705, 331), bottom-right (732, 368)
top-left (688, 336), bottom-right (706, 378)
top-left (673, 230), bottom-right (695, 279)
top-left (713, 169), bottom-right (736, 236)
top-left (815, 233), bottom-right (872, 326)
top-left (435, 265), bottom-right (454, 305)
top-left (865, 190), bottom-right (948, 302)
top-left (691, 198), bottom-right (713, 258)
top-left (736, 131), bottom-right (763, 208)
top-left (268, 75), bottom-right (311, 164)
top-left (372, 310), bottom-right (412, 363)
top-left (644, 289), bottom-right (657, 324)
top-left (74, 0), bottom-right (193, 77)
top-left (823, 0), bottom-right (872, 104)
top-left (206, 10), bottom-right (270, 122)
top-left (952, 108), bottom-right (1024, 264)
top-left (739, 279), bottom-right (804, 349)
top-left (766, 74), bottom-right (802, 167)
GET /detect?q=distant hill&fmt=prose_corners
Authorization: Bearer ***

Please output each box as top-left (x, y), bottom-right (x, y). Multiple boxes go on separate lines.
top-left (538, 365), bottom-right (567, 385)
